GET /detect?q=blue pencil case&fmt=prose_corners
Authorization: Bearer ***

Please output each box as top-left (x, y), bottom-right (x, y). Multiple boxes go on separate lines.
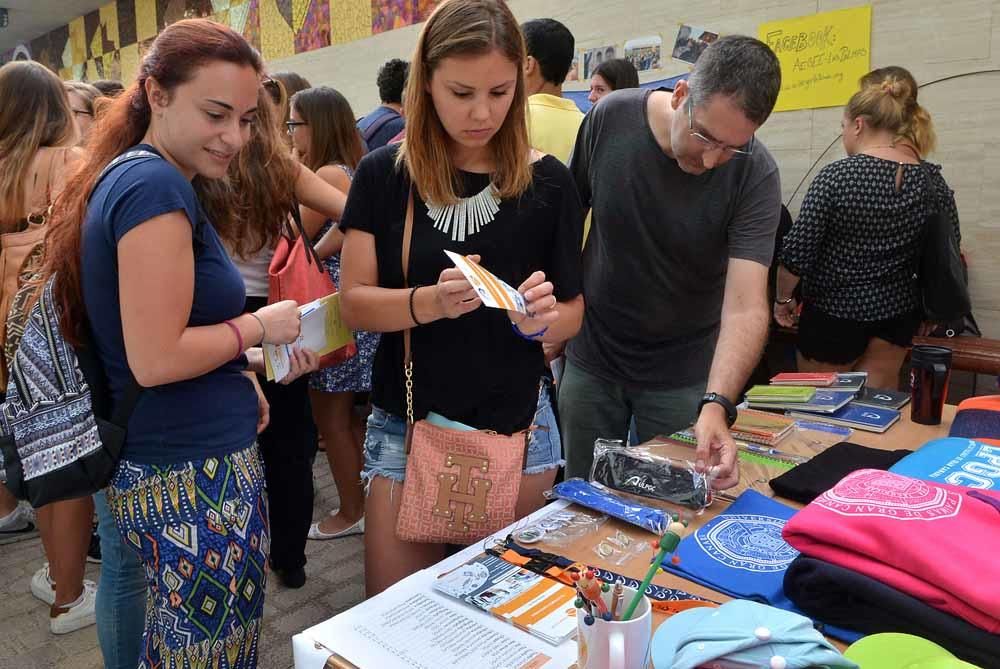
top-left (547, 478), bottom-right (674, 535)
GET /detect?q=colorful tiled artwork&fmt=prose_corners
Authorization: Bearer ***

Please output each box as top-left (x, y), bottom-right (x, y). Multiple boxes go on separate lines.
top-left (372, 0), bottom-right (416, 34)
top-left (0, 0), bottom-right (460, 77)
top-left (260, 0), bottom-right (296, 60)
top-left (331, 0), bottom-right (371, 45)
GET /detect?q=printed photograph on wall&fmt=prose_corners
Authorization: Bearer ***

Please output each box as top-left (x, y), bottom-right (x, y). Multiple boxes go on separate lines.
top-left (624, 35), bottom-right (661, 73)
top-left (671, 24), bottom-right (718, 65)
top-left (582, 44), bottom-right (616, 80)
top-left (564, 53), bottom-right (579, 82)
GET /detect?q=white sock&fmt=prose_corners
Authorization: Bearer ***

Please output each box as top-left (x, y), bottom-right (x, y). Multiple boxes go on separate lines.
top-left (59, 592), bottom-right (84, 610)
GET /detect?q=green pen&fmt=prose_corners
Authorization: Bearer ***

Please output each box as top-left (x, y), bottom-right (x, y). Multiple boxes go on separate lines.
top-left (621, 518), bottom-right (687, 621)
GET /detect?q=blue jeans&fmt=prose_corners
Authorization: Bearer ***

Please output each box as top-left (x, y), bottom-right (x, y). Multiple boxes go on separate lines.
top-left (94, 490), bottom-right (146, 669)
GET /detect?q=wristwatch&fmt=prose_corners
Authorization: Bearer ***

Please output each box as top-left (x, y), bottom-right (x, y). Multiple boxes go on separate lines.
top-left (698, 392), bottom-right (738, 427)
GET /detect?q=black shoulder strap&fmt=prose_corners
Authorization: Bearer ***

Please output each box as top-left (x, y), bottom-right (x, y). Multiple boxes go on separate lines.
top-left (361, 108), bottom-right (401, 144)
top-left (89, 150), bottom-right (161, 203)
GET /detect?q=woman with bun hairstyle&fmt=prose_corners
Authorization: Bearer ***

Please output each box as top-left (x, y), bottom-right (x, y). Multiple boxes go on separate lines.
top-left (42, 18), bottom-right (313, 667)
top-left (775, 66), bottom-right (960, 388)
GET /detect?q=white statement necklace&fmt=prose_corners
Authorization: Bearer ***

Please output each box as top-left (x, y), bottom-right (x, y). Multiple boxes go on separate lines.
top-left (425, 183), bottom-right (501, 242)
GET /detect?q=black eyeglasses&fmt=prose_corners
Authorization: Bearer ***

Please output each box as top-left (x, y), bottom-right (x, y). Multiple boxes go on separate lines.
top-left (286, 120), bottom-right (307, 133)
top-left (686, 97), bottom-right (754, 157)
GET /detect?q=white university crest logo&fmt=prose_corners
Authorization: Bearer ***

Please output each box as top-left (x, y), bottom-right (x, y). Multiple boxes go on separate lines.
top-left (696, 514), bottom-right (798, 573)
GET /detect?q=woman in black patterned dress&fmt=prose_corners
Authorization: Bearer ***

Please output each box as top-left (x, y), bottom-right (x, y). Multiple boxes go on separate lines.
top-left (775, 66), bottom-right (960, 389)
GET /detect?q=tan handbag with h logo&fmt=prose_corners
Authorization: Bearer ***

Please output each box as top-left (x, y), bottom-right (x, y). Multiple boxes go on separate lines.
top-left (394, 187), bottom-right (528, 545)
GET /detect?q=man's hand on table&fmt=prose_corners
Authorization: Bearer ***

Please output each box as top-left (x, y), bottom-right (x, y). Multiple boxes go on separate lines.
top-left (693, 402), bottom-right (740, 490)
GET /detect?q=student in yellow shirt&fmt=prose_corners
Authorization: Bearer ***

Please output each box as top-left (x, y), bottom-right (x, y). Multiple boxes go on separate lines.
top-left (522, 19), bottom-right (584, 164)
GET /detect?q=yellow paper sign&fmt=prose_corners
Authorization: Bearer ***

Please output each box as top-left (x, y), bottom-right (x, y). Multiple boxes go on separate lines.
top-left (759, 6), bottom-right (872, 113)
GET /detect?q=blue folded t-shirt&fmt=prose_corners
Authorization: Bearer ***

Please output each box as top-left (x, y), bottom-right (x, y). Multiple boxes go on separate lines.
top-left (890, 437), bottom-right (1000, 489)
top-left (660, 490), bottom-right (862, 643)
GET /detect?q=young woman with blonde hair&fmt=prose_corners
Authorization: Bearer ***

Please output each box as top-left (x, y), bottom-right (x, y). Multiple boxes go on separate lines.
top-left (776, 66), bottom-right (958, 388)
top-left (339, 0), bottom-right (585, 596)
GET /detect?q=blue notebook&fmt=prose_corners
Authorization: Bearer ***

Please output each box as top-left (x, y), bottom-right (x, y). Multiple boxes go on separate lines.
top-left (788, 402), bottom-right (901, 433)
top-left (659, 490), bottom-right (862, 643)
top-left (749, 389), bottom-right (855, 414)
top-left (890, 437), bottom-right (1000, 489)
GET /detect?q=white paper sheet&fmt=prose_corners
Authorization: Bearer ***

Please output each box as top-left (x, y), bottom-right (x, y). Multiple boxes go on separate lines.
top-left (295, 502), bottom-right (576, 669)
top-left (263, 293), bottom-right (354, 382)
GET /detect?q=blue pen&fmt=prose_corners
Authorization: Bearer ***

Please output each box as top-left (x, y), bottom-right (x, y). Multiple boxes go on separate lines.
top-left (740, 443), bottom-right (809, 463)
top-left (794, 419), bottom-right (853, 437)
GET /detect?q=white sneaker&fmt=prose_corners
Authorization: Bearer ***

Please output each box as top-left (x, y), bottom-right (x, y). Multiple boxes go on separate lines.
top-left (50, 582), bottom-right (97, 634)
top-left (0, 503), bottom-right (37, 545)
top-left (30, 563), bottom-right (56, 605)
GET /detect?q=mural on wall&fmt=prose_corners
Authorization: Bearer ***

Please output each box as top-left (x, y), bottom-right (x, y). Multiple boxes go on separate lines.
top-left (0, 0), bottom-right (436, 80)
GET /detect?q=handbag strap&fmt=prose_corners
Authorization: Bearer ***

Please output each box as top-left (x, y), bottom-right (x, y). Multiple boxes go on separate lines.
top-left (402, 187), bottom-right (416, 438)
top-left (286, 199), bottom-right (325, 270)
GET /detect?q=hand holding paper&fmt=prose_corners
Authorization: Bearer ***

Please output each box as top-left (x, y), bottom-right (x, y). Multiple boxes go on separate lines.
top-left (444, 251), bottom-right (526, 314)
top-left (432, 253), bottom-right (485, 319)
top-left (263, 293), bottom-right (354, 382)
top-left (509, 270), bottom-right (559, 331)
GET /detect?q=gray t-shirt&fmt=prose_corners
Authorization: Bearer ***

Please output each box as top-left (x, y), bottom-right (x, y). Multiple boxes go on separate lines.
top-left (567, 88), bottom-right (781, 390)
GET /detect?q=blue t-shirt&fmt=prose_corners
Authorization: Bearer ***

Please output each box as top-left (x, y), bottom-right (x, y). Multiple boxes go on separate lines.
top-left (81, 146), bottom-right (258, 465)
top-left (891, 437), bottom-right (1000, 489)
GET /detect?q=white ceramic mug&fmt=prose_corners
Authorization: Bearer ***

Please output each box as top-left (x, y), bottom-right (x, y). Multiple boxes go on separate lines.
top-left (576, 585), bottom-right (652, 669)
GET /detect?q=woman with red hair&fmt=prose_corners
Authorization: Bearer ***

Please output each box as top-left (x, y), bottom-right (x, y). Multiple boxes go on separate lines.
top-left (42, 19), bottom-right (307, 667)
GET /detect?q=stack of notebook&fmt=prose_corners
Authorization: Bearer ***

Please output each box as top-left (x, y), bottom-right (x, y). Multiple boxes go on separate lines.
top-left (730, 409), bottom-right (797, 445)
top-left (746, 385), bottom-right (855, 415)
top-left (770, 372), bottom-right (838, 386)
top-left (771, 372), bottom-right (868, 393)
top-left (787, 403), bottom-right (901, 433)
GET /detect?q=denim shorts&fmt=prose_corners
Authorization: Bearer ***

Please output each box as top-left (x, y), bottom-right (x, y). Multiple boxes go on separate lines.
top-left (362, 379), bottom-right (563, 483)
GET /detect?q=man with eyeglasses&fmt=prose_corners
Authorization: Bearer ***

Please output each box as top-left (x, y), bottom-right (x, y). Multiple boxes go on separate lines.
top-left (561, 35), bottom-right (783, 490)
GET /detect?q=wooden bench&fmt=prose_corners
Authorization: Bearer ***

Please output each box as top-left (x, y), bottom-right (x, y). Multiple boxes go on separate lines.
top-left (772, 327), bottom-right (1000, 376)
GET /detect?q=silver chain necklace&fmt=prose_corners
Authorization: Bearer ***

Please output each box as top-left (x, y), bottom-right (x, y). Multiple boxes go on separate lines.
top-left (425, 183), bottom-right (501, 242)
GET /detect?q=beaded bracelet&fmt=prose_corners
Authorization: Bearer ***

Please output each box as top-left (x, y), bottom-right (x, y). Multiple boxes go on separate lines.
top-left (511, 320), bottom-right (548, 341)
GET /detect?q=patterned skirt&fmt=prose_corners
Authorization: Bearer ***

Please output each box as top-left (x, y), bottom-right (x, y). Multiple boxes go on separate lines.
top-left (309, 248), bottom-right (380, 393)
top-left (106, 444), bottom-right (269, 669)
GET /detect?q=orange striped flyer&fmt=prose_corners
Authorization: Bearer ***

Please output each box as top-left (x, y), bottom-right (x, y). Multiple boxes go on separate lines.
top-left (445, 250), bottom-right (527, 313)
